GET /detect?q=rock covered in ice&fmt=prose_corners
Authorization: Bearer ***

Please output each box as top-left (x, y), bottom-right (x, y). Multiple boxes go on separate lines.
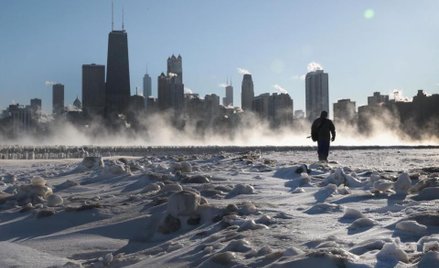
top-left (394, 172), bottom-right (412, 195)
top-left (223, 239), bottom-right (252, 252)
top-left (171, 161), bottom-right (193, 173)
top-left (31, 176), bottom-right (47, 186)
top-left (46, 194), bottom-right (63, 207)
top-left (167, 190), bottom-right (202, 217)
top-left (423, 241), bottom-right (439, 252)
top-left (239, 201), bottom-right (258, 215)
top-left (305, 202), bottom-right (344, 214)
top-left (142, 183), bottom-right (161, 193)
top-left (232, 184), bottom-right (254, 195)
top-left (396, 220), bottom-right (427, 235)
top-left (238, 219), bottom-right (268, 231)
top-left (80, 156), bottom-right (104, 169)
top-left (410, 177), bottom-right (439, 193)
top-left (206, 251), bottom-right (237, 266)
top-left (373, 179), bottom-right (394, 193)
top-left (323, 168), bottom-right (363, 187)
top-left (104, 161), bottom-right (130, 175)
top-left (161, 183), bottom-right (183, 193)
top-left (342, 208), bottom-right (364, 220)
top-left (158, 214), bottom-right (181, 234)
top-left (182, 175), bottom-right (210, 184)
top-left (256, 215), bottom-right (273, 225)
top-left (349, 218), bottom-right (375, 229)
top-left (376, 242), bottom-right (409, 263)
top-left (3, 175), bottom-right (17, 184)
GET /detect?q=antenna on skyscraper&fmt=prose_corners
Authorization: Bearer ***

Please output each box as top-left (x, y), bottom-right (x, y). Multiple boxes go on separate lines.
top-left (146, 64), bottom-right (148, 74)
top-left (111, 0), bottom-right (114, 31)
top-left (122, 6), bottom-right (125, 30)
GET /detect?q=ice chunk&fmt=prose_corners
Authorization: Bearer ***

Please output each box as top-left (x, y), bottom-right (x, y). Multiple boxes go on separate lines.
top-left (167, 190), bottom-right (202, 217)
top-left (47, 194), bottom-right (63, 207)
top-left (223, 239), bottom-right (252, 252)
top-left (342, 208), bottom-right (364, 220)
top-left (413, 187), bottom-right (439, 201)
top-left (376, 242), bottom-right (409, 263)
top-left (394, 172), bottom-right (411, 195)
top-left (349, 218), bottom-right (375, 229)
top-left (396, 220), bottom-right (427, 235)
top-left (80, 156), bottom-right (104, 169)
top-left (232, 184), bottom-right (254, 195)
top-left (373, 179), bottom-right (394, 192)
top-left (31, 176), bottom-right (47, 186)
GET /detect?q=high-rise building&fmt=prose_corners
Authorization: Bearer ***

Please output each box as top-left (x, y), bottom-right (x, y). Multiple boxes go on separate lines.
top-left (241, 74), bottom-right (254, 111)
top-left (333, 99), bottom-right (356, 124)
top-left (368, 92), bottom-right (389, 106)
top-left (30, 98), bottom-right (42, 116)
top-left (157, 73), bottom-right (184, 112)
top-left (305, 69), bottom-right (329, 120)
top-left (223, 83), bottom-right (233, 107)
top-left (105, 30), bottom-right (130, 116)
top-left (52, 83), bottom-right (64, 115)
top-left (157, 55), bottom-right (184, 113)
top-left (143, 72), bottom-right (152, 98)
top-left (82, 64), bottom-right (105, 116)
top-left (167, 55), bottom-right (183, 84)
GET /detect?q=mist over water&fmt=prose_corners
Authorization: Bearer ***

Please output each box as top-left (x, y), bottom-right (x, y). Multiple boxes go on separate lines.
top-left (1, 112), bottom-right (438, 147)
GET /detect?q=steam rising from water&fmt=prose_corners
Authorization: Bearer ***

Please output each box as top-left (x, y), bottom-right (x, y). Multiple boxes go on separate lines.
top-left (1, 111), bottom-right (437, 147)
top-left (237, 68), bottom-right (251, 75)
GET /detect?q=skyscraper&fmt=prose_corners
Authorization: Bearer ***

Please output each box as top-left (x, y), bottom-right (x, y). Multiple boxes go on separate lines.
top-left (82, 64), bottom-right (105, 116)
top-left (223, 82), bottom-right (233, 107)
top-left (52, 83), bottom-right (64, 115)
top-left (241, 74), bottom-right (254, 111)
top-left (143, 72), bottom-right (152, 98)
top-left (143, 70), bottom-right (152, 108)
top-left (105, 29), bottom-right (130, 116)
top-left (167, 55), bottom-right (183, 84)
top-left (333, 99), bottom-right (356, 124)
top-left (305, 69), bottom-right (329, 120)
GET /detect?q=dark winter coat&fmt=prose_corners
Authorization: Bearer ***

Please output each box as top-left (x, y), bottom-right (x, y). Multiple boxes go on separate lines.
top-left (311, 118), bottom-right (336, 141)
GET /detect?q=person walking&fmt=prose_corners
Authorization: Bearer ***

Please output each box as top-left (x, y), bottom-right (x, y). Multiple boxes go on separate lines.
top-left (311, 111), bottom-right (336, 162)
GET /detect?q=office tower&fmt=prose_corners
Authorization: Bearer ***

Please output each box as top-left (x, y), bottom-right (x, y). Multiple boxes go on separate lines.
top-left (105, 29), bottom-right (130, 116)
top-left (241, 74), bottom-right (254, 111)
top-left (30, 98), bottom-right (42, 116)
top-left (52, 83), bottom-right (64, 115)
top-left (223, 82), bottom-right (233, 107)
top-left (204, 94), bottom-right (220, 120)
top-left (167, 55), bottom-right (183, 84)
top-left (143, 72), bottom-right (152, 98)
top-left (252, 93), bottom-right (270, 119)
top-left (82, 64), bottom-right (105, 116)
top-left (305, 69), bottom-right (329, 120)
top-left (333, 99), bottom-right (356, 123)
top-left (157, 72), bottom-right (184, 112)
top-left (368, 92), bottom-right (389, 106)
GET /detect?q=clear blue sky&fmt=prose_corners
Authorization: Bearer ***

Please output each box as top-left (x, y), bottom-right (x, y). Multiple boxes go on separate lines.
top-left (1, 0), bottom-right (439, 113)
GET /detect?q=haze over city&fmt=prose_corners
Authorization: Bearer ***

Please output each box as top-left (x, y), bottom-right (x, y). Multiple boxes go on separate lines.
top-left (1, 0), bottom-right (439, 113)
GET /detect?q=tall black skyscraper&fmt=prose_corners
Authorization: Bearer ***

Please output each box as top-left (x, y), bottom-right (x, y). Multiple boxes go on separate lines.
top-left (52, 83), bottom-right (64, 115)
top-left (82, 64), bottom-right (106, 116)
top-left (241, 74), bottom-right (254, 111)
top-left (105, 29), bottom-right (130, 116)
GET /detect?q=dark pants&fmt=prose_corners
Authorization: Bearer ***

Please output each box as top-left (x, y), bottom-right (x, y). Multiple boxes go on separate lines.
top-left (317, 139), bottom-right (330, 161)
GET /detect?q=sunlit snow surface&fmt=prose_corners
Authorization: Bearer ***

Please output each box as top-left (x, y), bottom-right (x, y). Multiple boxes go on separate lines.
top-left (1, 147), bottom-right (439, 268)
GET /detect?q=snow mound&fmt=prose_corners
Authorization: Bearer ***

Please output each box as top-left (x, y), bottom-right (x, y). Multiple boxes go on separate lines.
top-left (342, 208), bottom-right (364, 220)
top-left (238, 219), bottom-right (269, 231)
top-left (305, 202), bottom-right (344, 214)
top-left (395, 220), bottom-right (427, 235)
top-left (16, 178), bottom-right (53, 204)
top-left (323, 168), bottom-right (363, 187)
top-left (79, 156), bottom-right (104, 169)
top-left (142, 183), bottom-right (161, 193)
top-left (103, 160), bottom-right (131, 175)
top-left (46, 194), bottom-right (63, 207)
top-left (376, 242), bottom-right (409, 263)
top-left (167, 190), bottom-right (202, 218)
top-left (223, 239), bottom-right (253, 252)
top-left (373, 179), bottom-right (394, 193)
top-left (31, 176), bottom-right (47, 186)
top-left (171, 161), bottom-right (192, 173)
top-left (231, 184), bottom-right (254, 195)
top-left (348, 218), bottom-right (375, 229)
top-left (161, 183), bottom-right (183, 193)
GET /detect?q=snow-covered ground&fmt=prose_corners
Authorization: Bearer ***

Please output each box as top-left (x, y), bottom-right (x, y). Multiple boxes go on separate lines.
top-left (1, 147), bottom-right (439, 267)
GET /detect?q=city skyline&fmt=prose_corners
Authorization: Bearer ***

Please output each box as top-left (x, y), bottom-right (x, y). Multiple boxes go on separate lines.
top-left (1, 0), bottom-right (439, 113)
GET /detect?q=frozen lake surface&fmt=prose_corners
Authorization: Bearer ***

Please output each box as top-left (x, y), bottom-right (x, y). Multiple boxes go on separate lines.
top-left (1, 147), bottom-right (439, 267)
